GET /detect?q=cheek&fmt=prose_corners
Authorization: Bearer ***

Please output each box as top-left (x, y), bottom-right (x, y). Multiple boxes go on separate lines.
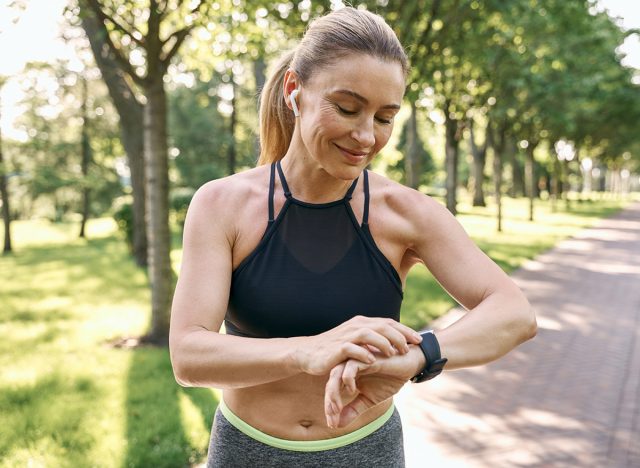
top-left (374, 126), bottom-right (394, 151)
top-left (308, 108), bottom-right (347, 141)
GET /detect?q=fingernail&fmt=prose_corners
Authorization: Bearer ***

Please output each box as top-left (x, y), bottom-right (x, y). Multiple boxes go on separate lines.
top-left (414, 332), bottom-right (422, 341)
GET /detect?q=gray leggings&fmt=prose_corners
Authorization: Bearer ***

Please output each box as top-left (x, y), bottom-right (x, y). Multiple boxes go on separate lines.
top-left (206, 405), bottom-right (405, 468)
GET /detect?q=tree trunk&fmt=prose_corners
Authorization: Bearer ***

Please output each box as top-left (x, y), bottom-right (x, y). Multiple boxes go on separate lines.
top-left (228, 75), bottom-right (237, 175)
top-left (0, 94), bottom-right (12, 254)
top-left (551, 157), bottom-right (560, 212)
top-left (444, 100), bottom-right (459, 215)
top-left (79, 76), bottom-right (92, 238)
top-left (253, 56), bottom-right (266, 161)
top-left (507, 138), bottom-right (524, 197)
top-left (81, 7), bottom-right (148, 266)
top-left (524, 141), bottom-right (538, 222)
top-left (143, 77), bottom-right (173, 345)
top-left (404, 100), bottom-right (420, 189)
top-left (467, 118), bottom-right (487, 207)
top-left (488, 123), bottom-right (505, 232)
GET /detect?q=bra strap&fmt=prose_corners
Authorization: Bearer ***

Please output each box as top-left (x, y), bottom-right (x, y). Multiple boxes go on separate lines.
top-left (268, 162), bottom-right (276, 223)
top-left (344, 176), bottom-right (359, 201)
top-left (363, 169), bottom-right (370, 225)
top-left (275, 160), bottom-right (292, 199)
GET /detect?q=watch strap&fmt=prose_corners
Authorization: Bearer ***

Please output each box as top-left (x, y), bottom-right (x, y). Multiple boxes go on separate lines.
top-left (411, 330), bottom-right (448, 383)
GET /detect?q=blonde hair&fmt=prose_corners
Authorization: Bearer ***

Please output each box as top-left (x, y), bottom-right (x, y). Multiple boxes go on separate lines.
top-left (257, 7), bottom-right (409, 165)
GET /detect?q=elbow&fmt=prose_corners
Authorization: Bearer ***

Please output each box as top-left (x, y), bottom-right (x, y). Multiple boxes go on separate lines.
top-left (169, 336), bottom-right (194, 388)
top-left (519, 301), bottom-right (537, 343)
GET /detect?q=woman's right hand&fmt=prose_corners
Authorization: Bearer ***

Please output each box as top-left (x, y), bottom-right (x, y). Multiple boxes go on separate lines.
top-left (291, 316), bottom-right (422, 376)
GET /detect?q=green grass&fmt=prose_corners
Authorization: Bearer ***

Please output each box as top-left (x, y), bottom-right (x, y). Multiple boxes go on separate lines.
top-left (0, 193), bottom-right (634, 466)
top-left (0, 220), bottom-right (217, 468)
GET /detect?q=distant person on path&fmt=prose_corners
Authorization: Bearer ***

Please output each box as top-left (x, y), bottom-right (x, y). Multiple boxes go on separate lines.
top-left (169, 7), bottom-right (537, 467)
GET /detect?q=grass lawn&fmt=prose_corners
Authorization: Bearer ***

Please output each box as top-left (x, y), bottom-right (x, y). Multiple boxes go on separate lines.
top-left (0, 194), bottom-right (635, 466)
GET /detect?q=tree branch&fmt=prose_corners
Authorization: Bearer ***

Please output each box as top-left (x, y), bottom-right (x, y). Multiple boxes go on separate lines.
top-left (83, 0), bottom-right (144, 85)
top-left (160, 1), bottom-right (207, 67)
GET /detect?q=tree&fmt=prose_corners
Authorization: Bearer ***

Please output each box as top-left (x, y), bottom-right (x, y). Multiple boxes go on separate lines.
top-left (73, 5), bottom-right (148, 266)
top-left (77, 0), bottom-right (210, 345)
top-left (0, 76), bottom-right (11, 254)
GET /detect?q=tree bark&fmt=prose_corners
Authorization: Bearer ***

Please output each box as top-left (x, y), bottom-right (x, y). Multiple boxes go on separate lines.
top-left (253, 56), bottom-right (266, 161)
top-left (506, 138), bottom-right (524, 197)
top-left (79, 76), bottom-right (92, 238)
top-left (0, 93), bottom-right (12, 254)
top-left (524, 141), bottom-right (538, 222)
top-left (488, 123), bottom-right (506, 232)
top-left (404, 100), bottom-right (420, 189)
top-left (81, 6), bottom-right (148, 266)
top-left (444, 100), bottom-right (459, 215)
top-left (467, 118), bottom-right (487, 207)
top-left (143, 77), bottom-right (173, 345)
top-left (228, 75), bottom-right (237, 175)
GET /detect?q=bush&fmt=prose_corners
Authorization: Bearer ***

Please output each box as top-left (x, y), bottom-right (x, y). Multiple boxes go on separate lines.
top-left (112, 197), bottom-right (134, 253)
top-left (170, 188), bottom-right (195, 230)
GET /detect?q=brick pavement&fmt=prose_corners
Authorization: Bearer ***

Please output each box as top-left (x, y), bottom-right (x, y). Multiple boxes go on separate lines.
top-left (396, 201), bottom-right (640, 468)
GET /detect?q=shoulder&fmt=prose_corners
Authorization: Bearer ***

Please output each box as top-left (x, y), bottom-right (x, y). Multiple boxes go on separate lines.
top-left (190, 165), bottom-right (270, 213)
top-left (185, 165), bottom-right (271, 238)
top-left (366, 170), bottom-right (453, 248)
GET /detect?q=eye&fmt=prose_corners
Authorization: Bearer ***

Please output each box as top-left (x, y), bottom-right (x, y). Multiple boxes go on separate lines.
top-left (376, 116), bottom-right (393, 125)
top-left (336, 104), bottom-right (357, 116)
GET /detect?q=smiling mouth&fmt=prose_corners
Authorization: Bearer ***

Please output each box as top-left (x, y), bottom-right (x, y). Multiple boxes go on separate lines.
top-left (334, 144), bottom-right (368, 158)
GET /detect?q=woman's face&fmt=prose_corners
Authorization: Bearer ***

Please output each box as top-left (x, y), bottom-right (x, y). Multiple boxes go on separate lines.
top-left (287, 54), bottom-right (406, 180)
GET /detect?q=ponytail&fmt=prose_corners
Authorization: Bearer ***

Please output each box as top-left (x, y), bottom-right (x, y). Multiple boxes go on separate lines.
top-left (258, 50), bottom-right (296, 165)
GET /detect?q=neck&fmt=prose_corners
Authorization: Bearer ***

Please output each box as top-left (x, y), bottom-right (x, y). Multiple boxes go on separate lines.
top-left (280, 136), bottom-right (355, 203)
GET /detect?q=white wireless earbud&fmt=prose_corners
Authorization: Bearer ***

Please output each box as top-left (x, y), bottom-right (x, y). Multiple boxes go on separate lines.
top-left (289, 89), bottom-right (300, 117)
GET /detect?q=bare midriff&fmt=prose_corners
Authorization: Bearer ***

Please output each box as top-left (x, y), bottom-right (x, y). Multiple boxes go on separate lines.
top-left (223, 373), bottom-right (392, 441)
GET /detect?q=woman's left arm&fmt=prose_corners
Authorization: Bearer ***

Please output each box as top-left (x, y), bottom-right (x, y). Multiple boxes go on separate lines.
top-left (325, 190), bottom-right (537, 427)
top-left (406, 192), bottom-right (537, 367)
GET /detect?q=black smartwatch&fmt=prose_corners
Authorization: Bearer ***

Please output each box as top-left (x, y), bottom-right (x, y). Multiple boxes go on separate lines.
top-left (410, 330), bottom-right (448, 383)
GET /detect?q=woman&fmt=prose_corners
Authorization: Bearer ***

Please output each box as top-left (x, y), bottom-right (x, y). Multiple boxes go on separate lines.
top-left (169, 7), bottom-right (537, 467)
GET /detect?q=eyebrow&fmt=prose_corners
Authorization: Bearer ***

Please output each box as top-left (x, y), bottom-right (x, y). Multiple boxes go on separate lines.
top-left (332, 89), bottom-right (401, 110)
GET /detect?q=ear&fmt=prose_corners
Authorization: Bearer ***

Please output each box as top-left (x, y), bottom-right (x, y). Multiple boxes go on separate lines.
top-left (283, 68), bottom-right (301, 114)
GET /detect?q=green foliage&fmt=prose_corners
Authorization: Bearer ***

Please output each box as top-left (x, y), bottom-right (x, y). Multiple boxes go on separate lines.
top-left (170, 187), bottom-right (195, 230)
top-left (390, 116), bottom-right (436, 186)
top-left (112, 197), bottom-right (134, 253)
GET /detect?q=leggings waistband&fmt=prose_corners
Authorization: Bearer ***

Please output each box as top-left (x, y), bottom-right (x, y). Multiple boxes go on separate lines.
top-left (218, 399), bottom-right (396, 452)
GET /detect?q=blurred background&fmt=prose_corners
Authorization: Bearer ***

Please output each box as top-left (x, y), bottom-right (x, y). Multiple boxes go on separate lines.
top-left (0, 1), bottom-right (639, 466)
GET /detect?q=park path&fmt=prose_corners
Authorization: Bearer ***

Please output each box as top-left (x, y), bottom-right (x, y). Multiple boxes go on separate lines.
top-left (396, 201), bottom-right (640, 467)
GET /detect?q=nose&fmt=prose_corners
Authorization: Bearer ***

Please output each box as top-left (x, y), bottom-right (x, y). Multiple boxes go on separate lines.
top-left (350, 117), bottom-right (375, 149)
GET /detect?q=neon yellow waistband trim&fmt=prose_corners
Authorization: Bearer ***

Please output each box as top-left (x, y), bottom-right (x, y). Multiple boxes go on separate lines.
top-left (218, 399), bottom-right (395, 452)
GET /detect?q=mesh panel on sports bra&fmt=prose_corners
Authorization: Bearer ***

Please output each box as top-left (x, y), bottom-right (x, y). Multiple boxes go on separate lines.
top-left (225, 161), bottom-right (403, 339)
top-left (280, 203), bottom-right (356, 274)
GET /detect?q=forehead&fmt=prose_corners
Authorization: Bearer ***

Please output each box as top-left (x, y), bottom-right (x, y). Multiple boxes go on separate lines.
top-left (306, 54), bottom-right (406, 105)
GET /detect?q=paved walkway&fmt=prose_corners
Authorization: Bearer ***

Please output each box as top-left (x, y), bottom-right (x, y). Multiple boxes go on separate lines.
top-left (396, 201), bottom-right (640, 467)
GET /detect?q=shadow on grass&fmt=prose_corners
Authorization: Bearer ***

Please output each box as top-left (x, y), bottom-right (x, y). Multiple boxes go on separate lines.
top-left (124, 346), bottom-right (218, 467)
top-left (0, 373), bottom-right (100, 466)
top-left (4, 237), bottom-right (150, 307)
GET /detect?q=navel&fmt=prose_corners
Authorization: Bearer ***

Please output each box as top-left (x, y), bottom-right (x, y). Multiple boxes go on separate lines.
top-left (298, 420), bottom-right (313, 429)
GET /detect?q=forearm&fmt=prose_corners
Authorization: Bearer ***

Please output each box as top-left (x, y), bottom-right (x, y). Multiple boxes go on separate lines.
top-left (170, 329), bottom-right (304, 389)
top-left (437, 289), bottom-right (537, 370)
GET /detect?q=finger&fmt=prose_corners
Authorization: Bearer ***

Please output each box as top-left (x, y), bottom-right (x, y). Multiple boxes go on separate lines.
top-left (341, 359), bottom-right (365, 394)
top-left (337, 395), bottom-right (374, 428)
top-left (325, 364), bottom-right (345, 428)
top-left (364, 319), bottom-right (409, 356)
top-left (341, 342), bottom-right (376, 364)
top-left (352, 329), bottom-right (399, 357)
top-left (376, 319), bottom-right (423, 351)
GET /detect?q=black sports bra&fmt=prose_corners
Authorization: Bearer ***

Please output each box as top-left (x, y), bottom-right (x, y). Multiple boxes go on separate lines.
top-left (225, 161), bottom-right (403, 338)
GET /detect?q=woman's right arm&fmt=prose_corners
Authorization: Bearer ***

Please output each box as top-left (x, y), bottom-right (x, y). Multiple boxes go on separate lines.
top-left (169, 179), bottom-right (422, 390)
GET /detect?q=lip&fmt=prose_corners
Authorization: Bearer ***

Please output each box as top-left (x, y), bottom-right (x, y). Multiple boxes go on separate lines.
top-left (334, 144), bottom-right (369, 163)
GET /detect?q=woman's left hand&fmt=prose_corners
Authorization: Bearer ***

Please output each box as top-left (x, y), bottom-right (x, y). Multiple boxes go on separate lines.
top-left (324, 346), bottom-right (423, 428)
